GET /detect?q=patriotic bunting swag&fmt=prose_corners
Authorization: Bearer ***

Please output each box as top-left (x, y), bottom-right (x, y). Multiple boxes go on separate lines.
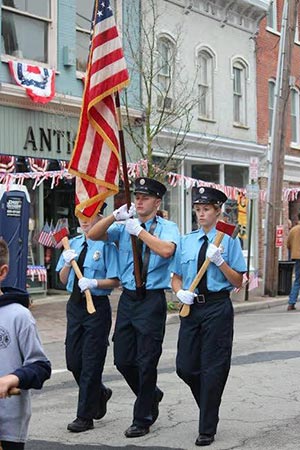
top-left (8, 61), bottom-right (55, 104)
top-left (69, 0), bottom-right (129, 219)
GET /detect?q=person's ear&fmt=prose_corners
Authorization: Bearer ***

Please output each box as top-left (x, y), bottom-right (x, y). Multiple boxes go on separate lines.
top-left (0, 264), bottom-right (9, 281)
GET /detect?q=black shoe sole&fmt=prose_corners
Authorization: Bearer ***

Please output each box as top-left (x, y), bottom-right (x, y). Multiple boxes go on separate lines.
top-left (67, 424), bottom-right (94, 433)
top-left (125, 428), bottom-right (149, 438)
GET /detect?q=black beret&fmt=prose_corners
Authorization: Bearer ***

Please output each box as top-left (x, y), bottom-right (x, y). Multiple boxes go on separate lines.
top-left (192, 187), bottom-right (227, 206)
top-left (134, 177), bottom-right (166, 198)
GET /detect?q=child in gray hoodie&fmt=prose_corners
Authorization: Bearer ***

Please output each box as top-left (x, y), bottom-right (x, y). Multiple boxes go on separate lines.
top-left (0, 238), bottom-right (51, 450)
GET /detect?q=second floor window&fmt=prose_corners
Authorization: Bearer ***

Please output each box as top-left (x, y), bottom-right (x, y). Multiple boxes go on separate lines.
top-left (268, 80), bottom-right (275, 137)
top-left (76, 0), bottom-right (118, 73)
top-left (267, 0), bottom-right (277, 31)
top-left (197, 50), bottom-right (214, 119)
top-left (233, 61), bottom-right (247, 126)
top-left (1, 0), bottom-right (52, 63)
top-left (76, 0), bottom-right (94, 73)
top-left (157, 36), bottom-right (175, 109)
top-left (291, 88), bottom-right (300, 145)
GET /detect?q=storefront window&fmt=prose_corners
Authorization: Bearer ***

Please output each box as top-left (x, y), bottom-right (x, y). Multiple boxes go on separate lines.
top-left (192, 164), bottom-right (219, 183)
top-left (224, 165), bottom-right (248, 249)
top-left (1, 0), bottom-right (52, 62)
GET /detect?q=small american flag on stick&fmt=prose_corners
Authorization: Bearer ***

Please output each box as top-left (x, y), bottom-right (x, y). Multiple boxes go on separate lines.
top-left (69, 0), bottom-right (129, 219)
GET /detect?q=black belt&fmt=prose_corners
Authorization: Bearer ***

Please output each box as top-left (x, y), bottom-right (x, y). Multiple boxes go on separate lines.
top-left (193, 291), bottom-right (230, 305)
top-left (123, 287), bottom-right (165, 300)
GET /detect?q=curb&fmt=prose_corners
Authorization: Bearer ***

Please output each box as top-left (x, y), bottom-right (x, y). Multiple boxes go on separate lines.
top-left (166, 296), bottom-right (289, 325)
top-left (32, 294), bottom-right (289, 326)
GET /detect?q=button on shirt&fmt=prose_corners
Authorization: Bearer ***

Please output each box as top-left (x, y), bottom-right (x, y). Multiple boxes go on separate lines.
top-left (173, 227), bottom-right (246, 292)
top-left (56, 235), bottom-right (119, 295)
top-left (107, 216), bottom-right (180, 290)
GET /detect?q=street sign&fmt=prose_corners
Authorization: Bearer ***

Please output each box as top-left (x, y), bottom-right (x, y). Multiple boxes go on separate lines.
top-left (246, 183), bottom-right (259, 199)
top-left (275, 225), bottom-right (284, 247)
top-left (249, 157), bottom-right (259, 181)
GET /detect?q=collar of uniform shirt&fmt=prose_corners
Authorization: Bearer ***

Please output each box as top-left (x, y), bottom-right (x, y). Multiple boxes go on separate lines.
top-left (197, 227), bottom-right (216, 242)
top-left (138, 216), bottom-right (159, 231)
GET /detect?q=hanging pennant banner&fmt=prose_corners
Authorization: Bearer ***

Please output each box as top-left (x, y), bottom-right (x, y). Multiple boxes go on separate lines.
top-left (8, 61), bottom-right (55, 104)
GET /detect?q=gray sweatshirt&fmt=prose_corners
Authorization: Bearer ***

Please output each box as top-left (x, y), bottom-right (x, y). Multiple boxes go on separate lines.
top-left (0, 287), bottom-right (51, 443)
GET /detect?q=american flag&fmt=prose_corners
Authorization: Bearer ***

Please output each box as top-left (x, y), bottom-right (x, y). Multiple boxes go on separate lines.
top-left (69, 0), bottom-right (129, 219)
top-left (38, 221), bottom-right (55, 248)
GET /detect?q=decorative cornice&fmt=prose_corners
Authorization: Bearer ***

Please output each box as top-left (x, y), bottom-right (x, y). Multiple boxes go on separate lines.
top-left (166, 0), bottom-right (269, 33)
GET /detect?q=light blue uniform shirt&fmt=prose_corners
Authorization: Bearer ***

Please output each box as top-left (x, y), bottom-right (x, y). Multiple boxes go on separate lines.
top-left (173, 227), bottom-right (246, 292)
top-left (107, 216), bottom-right (180, 290)
top-left (56, 234), bottom-right (119, 295)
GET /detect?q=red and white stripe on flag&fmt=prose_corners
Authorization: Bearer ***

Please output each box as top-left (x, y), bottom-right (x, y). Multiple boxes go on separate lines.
top-left (69, 0), bottom-right (129, 219)
top-left (8, 61), bottom-right (55, 104)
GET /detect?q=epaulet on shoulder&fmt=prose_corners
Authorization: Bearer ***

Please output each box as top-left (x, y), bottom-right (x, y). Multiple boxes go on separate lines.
top-left (72, 235), bottom-right (82, 241)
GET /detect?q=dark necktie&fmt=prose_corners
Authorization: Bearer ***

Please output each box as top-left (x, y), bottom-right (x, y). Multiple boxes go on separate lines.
top-left (70, 240), bottom-right (88, 303)
top-left (136, 223), bottom-right (146, 275)
top-left (197, 235), bottom-right (209, 294)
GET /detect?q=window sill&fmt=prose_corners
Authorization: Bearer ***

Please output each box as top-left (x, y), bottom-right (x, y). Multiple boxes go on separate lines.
top-left (265, 26), bottom-right (280, 36)
top-left (1, 54), bottom-right (59, 73)
top-left (233, 123), bottom-right (249, 130)
top-left (290, 143), bottom-right (300, 150)
top-left (76, 70), bottom-right (85, 80)
top-left (198, 116), bottom-right (216, 123)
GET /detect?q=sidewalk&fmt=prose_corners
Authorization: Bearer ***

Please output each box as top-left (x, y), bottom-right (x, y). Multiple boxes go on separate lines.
top-left (29, 289), bottom-right (290, 344)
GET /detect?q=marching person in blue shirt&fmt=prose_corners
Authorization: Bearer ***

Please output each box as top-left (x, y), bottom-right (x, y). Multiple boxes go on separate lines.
top-left (172, 187), bottom-right (246, 447)
top-left (56, 204), bottom-right (119, 433)
top-left (88, 177), bottom-right (180, 438)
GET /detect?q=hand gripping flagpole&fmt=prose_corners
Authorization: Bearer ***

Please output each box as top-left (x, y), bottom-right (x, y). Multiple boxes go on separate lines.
top-left (115, 91), bottom-right (143, 292)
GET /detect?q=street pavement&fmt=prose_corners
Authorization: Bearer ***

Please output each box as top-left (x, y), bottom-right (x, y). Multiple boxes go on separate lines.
top-left (24, 290), bottom-right (295, 450)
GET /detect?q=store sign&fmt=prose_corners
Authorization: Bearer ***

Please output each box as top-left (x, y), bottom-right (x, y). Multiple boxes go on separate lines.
top-left (246, 183), bottom-right (259, 199)
top-left (23, 126), bottom-right (77, 155)
top-left (275, 225), bottom-right (284, 248)
top-left (249, 157), bottom-right (259, 181)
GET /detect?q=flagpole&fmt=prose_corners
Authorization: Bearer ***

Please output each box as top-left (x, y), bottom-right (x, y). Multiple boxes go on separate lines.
top-left (115, 91), bottom-right (143, 289)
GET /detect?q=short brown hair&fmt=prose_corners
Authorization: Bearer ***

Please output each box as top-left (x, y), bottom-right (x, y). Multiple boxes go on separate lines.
top-left (0, 238), bottom-right (9, 266)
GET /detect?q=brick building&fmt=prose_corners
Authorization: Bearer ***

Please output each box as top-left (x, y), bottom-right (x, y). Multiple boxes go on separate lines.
top-left (256, 0), bottom-right (300, 275)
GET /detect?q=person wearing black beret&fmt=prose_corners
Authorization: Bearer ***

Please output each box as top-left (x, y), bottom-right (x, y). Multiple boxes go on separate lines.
top-left (172, 186), bottom-right (246, 447)
top-left (88, 177), bottom-right (180, 438)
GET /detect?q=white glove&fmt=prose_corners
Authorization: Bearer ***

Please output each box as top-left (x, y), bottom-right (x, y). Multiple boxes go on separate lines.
top-left (125, 218), bottom-right (143, 237)
top-left (207, 243), bottom-right (224, 267)
top-left (113, 203), bottom-right (136, 221)
top-left (176, 289), bottom-right (196, 305)
top-left (62, 249), bottom-right (78, 267)
top-left (78, 277), bottom-right (98, 292)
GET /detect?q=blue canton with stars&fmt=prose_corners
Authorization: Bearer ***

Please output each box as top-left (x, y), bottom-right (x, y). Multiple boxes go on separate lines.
top-left (95, 0), bottom-right (113, 24)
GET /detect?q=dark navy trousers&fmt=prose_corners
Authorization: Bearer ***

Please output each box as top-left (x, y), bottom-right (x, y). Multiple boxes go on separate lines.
top-left (113, 289), bottom-right (166, 427)
top-left (176, 296), bottom-right (234, 436)
top-left (65, 295), bottom-right (112, 420)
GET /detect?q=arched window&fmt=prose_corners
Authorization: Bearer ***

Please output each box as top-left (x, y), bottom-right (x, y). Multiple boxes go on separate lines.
top-left (232, 59), bottom-right (248, 126)
top-left (157, 35), bottom-right (175, 109)
top-left (197, 49), bottom-right (214, 119)
top-left (268, 79), bottom-right (276, 137)
top-left (291, 87), bottom-right (300, 145)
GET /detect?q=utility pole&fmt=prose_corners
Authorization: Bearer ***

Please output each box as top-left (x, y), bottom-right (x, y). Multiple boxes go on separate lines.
top-left (264, 0), bottom-right (299, 296)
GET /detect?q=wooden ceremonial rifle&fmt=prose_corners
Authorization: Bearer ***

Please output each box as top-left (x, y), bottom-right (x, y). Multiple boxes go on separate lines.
top-left (179, 221), bottom-right (240, 318)
top-left (52, 227), bottom-right (96, 314)
top-left (115, 92), bottom-right (143, 295)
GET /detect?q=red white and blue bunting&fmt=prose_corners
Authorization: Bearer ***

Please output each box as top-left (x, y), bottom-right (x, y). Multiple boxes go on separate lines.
top-left (0, 158), bottom-right (299, 202)
top-left (8, 61), bottom-right (55, 104)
